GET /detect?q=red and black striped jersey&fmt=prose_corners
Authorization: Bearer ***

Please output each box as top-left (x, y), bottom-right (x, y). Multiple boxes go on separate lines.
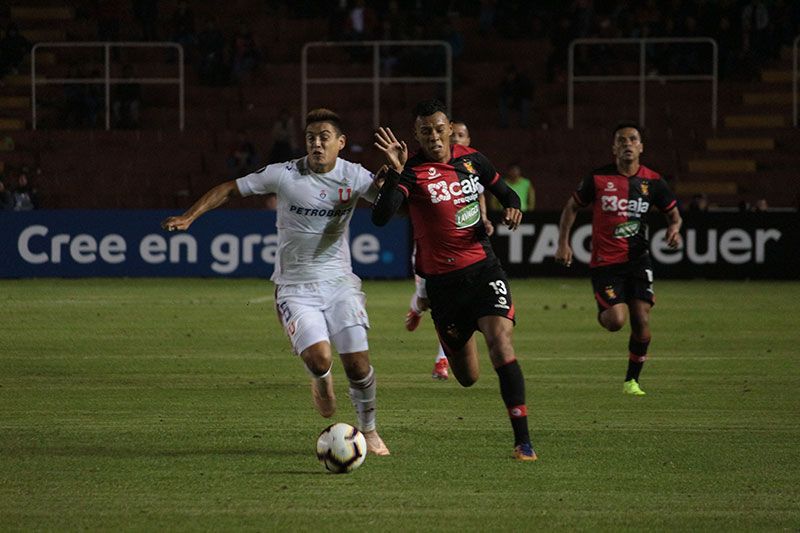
top-left (573, 164), bottom-right (677, 268)
top-left (396, 144), bottom-right (500, 278)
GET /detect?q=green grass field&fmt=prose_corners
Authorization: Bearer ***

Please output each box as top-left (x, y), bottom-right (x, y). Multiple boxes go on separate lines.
top-left (1, 278), bottom-right (799, 531)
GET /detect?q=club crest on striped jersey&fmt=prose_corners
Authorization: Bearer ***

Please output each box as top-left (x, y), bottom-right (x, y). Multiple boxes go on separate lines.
top-left (462, 160), bottom-right (476, 175)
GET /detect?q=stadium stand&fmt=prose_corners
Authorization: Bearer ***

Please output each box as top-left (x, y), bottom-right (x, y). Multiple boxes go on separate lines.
top-left (1, 1), bottom-right (798, 211)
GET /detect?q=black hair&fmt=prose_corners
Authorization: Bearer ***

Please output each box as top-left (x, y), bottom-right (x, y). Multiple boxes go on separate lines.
top-left (412, 99), bottom-right (449, 120)
top-left (306, 108), bottom-right (343, 135)
top-left (613, 121), bottom-right (643, 141)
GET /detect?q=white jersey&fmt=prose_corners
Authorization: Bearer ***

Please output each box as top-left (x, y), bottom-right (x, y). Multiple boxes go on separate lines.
top-left (236, 156), bottom-right (377, 284)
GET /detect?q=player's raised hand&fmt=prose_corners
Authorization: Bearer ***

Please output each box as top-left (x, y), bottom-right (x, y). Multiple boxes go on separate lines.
top-left (161, 215), bottom-right (193, 232)
top-left (502, 207), bottom-right (522, 231)
top-left (374, 127), bottom-right (407, 171)
top-left (555, 243), bottom-right (573, 267)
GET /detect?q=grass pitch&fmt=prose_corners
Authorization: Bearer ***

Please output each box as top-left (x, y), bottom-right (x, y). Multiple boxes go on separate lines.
top-left (1, 278), bottom-right (799, 531)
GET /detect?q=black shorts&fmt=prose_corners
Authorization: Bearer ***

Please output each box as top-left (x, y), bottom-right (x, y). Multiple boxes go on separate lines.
top-left (425, 261), bottom-right (516, 351)
top-left (590, 253), bottom-right (655, 312)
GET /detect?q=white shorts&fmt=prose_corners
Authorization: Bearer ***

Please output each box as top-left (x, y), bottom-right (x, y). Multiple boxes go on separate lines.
top-left (275, 273), bottom-right (370, 355)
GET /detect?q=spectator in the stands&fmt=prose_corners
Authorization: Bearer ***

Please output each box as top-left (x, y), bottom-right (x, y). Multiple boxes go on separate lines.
top-left (197, 18), bottom-right (228, 86)
top-left (231, 22), bottom-right (260, 83)
top-left (0, 179), bottom-right (12, 211)
top-left (478, 0), bottom-right (497, 35)
top-left (0, 23), bottom-right (31, 78)
top-left (547, 15), bottom-right (573, 83)
top-left (132, 0), bottom-right (159, 41)
top-left (342, 0), bottom-right (377, 61)
top-left (688, 193), bottom-right (709, 213)
top-left (62, 66), bottom-right (101, 128)
top-left (715, 14), bottom-right (740, 80)
top-left (268, 108), bottom-right (298, 164)
top-left (12, 170), bottom-right (38, 211)
top-left (169, 1), bottom-right (196, 63)
top-left (741, 0), bottom-right (770, 62)
top-left (489, 163), bottom-right (535, 212)
top-left (751, 198), bottom-right (769, 212)
top-left (93, 1), bottom-right (120, 56)
top-left (345, 0), bottom-right (377, 41)
top-left (498, 64), bottom-right (532, 128)
top-left (112, 65), bottom-right (141, 129)
top-left (227, 129), bottom-right (258, 178)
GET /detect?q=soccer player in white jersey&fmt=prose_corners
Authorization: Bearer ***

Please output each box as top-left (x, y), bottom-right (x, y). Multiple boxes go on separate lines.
top-left (405, 120), bottom-right (494, 380)
top-left (161, 108), bottom-right (399, 456)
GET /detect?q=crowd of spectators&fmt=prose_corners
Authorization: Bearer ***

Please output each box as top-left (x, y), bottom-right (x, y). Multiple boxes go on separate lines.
top-left (471, 0), bottom-right (800, 82)
top-left (0, 23), bottom-right (31, 78)
top-left (2, 0), bottom-right (799, 157)
top-left (0, 166), bottom-right (40, 211)
top-left (75, 1), bottom-right (262, 88)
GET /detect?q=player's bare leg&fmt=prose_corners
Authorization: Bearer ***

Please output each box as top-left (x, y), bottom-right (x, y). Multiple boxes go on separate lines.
top-left (340, 349), bottom-right (390, 456)
top-left (478, 315), bottom-right (537, 461)
top-left (443, 335), bottom-right (480, 387)
top-left (598, 303), bottom-right (628, 332)
top-left (301, 341), bottom-right (337, 418)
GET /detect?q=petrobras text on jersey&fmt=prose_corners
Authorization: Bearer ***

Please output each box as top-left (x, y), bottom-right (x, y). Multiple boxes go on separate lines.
top-left (0, 210), bottom-right (410, 278)
top-left (428, 175), bottom-right (481, 205)
top-left (600, 195), bottom-right (650, 215)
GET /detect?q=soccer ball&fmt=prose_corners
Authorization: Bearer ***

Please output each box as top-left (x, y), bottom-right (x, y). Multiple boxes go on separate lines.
top-left (316, 422), bottom-right (367, 474)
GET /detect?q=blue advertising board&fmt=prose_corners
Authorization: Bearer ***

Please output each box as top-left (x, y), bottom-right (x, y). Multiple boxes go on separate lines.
top-left (0, 210), bottom-right (410, 278)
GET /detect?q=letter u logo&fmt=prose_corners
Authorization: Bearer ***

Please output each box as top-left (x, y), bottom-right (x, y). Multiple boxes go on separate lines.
top-left (338, 188), bottom-right (352, 202)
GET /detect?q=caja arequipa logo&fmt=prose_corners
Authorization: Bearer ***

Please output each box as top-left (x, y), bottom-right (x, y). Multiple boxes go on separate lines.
top-left (428, 175), bottom-right (481, 204)
top-left (428, 181), bottom-right (451, 203)
top-left (601, 195), bottom-right (650, 214)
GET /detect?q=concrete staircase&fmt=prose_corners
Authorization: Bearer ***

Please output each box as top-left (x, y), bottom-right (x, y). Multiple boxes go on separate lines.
top-left (0, 5), bottom-right (78, 178)
top-left (679, 48), bottom-right (799, 206)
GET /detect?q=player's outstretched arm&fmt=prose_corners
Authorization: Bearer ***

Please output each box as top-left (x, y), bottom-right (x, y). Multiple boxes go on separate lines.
top-left (161, 180), bottom-right (241, 232)
top-left (371, 127), bottom-right (408, 226)
top-left (555, 197), bottom-right (580, 267)
top-left (371, 168), bottom-right (405, 226)
top-left (664, 206), bottom-right (683, 249)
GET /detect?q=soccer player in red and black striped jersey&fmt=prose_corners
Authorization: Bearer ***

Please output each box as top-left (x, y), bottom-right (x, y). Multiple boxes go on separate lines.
top-left (372, 99), bottom-right (537, 461)
top-left (555, 123), bottom-right (683, 395)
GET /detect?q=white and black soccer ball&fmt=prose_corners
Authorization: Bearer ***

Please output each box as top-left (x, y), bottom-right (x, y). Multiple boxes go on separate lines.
top-left (316, 422), bottom-right (367, 474)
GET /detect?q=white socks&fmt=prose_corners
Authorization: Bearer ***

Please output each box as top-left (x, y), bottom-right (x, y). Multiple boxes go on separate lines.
top-left (348, 366), bottom-right (377, 432)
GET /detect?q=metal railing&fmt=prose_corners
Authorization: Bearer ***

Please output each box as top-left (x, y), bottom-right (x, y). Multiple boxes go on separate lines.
top-left (793, 35), bottom-right (799, 127)
top-left (568, 37), bottom-right (718, 129)
top-left (302, 40), bottom-right (452, 128)
top-left (31, 42), bottom-right (185, 130)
